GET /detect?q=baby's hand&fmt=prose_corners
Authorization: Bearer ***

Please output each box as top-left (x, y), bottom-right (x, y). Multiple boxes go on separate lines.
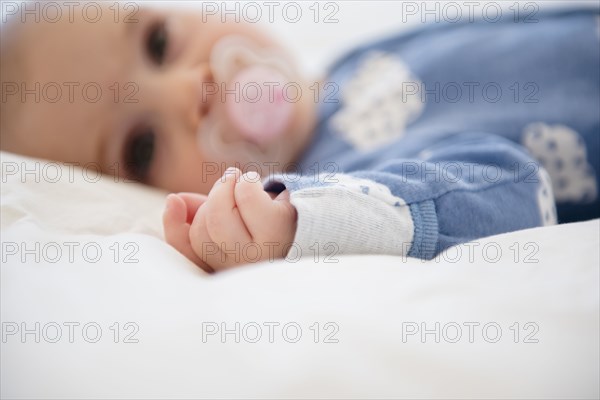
top-left (163, 168), bottom-right (297, 273)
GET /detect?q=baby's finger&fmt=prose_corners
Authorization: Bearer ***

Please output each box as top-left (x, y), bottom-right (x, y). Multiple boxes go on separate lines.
top-left (204, 168), bottom-right (253, 259)
top-left (189, 205), bottom-right (230, 272)
top-left (163, 194), bottom-right (211, 271)
top-left (234, 171), bottom-right (279, 240)
top-left (177, 192), bottom-right (209, 224)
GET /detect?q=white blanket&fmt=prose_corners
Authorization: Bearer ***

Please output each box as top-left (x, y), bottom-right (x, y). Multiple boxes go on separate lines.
top-left (1, 150), bottom-right (598, 399)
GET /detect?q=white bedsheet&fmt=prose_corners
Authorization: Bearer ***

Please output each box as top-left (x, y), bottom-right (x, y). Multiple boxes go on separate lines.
top-left (1, 150), bottom-right (599, 399)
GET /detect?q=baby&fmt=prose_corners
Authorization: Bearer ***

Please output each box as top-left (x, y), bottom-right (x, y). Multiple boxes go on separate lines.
top-left (1, 2), bottom-right (599, 273)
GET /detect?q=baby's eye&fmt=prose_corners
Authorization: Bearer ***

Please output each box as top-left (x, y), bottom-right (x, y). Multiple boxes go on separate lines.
top-left (146, 21), bottom-right (168, 65)
top-left (124, 129), bottom-right (155, 182)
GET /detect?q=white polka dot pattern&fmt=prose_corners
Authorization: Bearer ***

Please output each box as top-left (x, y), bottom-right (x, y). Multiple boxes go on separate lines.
top-left (331, 51), bottom-right (425, 150)
top-left (522, 123), bottom-right (597, 204)
top-left (314, 173), bottom-right (408, 208)
top-left (536, 167), bottom-right (558, 226)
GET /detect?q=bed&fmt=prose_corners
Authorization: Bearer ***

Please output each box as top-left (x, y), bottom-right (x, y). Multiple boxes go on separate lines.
top-left (1, 149), bottom-right (599, 399)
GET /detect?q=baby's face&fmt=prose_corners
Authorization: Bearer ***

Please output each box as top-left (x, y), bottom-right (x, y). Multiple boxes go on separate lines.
top-left (3, 4), bottom-right (316, 194)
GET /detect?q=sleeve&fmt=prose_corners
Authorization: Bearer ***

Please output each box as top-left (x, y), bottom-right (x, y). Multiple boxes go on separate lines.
top-left (263, 132), bottom-right (557, 261)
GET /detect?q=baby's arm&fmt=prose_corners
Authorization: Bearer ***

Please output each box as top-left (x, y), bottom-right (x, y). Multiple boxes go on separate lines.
top-left (265, 132), bottom-right (557, 260)
top-left (164, 133), bottom-right (556, 267)
top-left (163, 168), bottom-right (296, 272)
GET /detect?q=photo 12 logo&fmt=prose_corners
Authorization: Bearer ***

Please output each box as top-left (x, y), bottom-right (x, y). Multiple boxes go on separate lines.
top-left (399, 2), bottom-right (540, 24)
top-left (1, 2), bottom-right (140, 24)
top-left (401, 321), bottom-right (540, 344)
top-left (2, 321), bottom-right (140, 344)
top-left (201, 321), bottom-right (340, 344)
top-left (2, 241), bottom-right (140, 264)
top-left (200, 1), bottom-right (340, 24)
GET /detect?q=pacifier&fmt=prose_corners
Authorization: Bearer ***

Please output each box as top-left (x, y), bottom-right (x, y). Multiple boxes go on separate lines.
top-left (197, 35), bottom-right (296, 162)
top-left (226, 64), bottom-right (292, 144)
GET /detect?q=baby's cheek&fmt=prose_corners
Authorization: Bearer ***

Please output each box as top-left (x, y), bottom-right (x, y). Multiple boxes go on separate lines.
top-left (152, 160), bottom-right (215, 194)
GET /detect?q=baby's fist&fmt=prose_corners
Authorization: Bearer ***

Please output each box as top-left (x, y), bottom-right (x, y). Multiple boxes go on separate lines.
top-left (164, 168), bottom-right (297, 272)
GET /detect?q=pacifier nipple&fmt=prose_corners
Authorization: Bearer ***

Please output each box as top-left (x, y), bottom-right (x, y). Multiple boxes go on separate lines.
top-left (227, 65), bottom-right (293, 144)
top-left (208, 35), bottom-right (295, 145)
